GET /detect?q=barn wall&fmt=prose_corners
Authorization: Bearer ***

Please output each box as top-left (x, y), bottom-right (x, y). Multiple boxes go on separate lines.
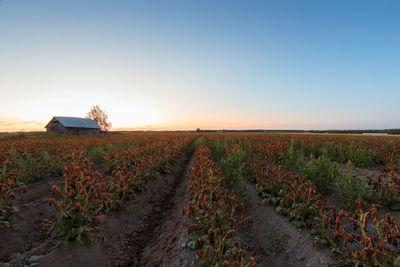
top-left (46, 122), bottom-right (67, 133)
top-left (65, 127), bottom-right (99, 135)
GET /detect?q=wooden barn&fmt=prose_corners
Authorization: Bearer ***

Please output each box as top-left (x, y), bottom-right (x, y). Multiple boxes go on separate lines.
top-left (45, 116), bottom-right (100, 135)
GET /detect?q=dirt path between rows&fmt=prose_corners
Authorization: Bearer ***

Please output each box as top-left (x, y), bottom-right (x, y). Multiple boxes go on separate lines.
top-left (140, 148), bottom-right (198, 267)
top-left (0, 176), bottom-right (64, 264)
top-left (238, 184), bottom-right (337, 267)
top-left (26, 145), bottom-right (196, 267)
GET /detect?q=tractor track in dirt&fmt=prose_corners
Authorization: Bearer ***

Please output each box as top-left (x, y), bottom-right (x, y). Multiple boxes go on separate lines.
top-left (139, 147), bottom-right (197, 266)
top-left (237, 183), bottom-right (338, 267)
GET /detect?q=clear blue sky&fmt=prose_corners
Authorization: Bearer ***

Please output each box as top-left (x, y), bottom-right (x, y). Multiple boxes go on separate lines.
top-left (1, 0), bottom-right (399, 131)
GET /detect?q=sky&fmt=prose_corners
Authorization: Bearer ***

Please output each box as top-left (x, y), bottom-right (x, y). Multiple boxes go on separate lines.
top-left (1, 0), bottom-right (400, 131)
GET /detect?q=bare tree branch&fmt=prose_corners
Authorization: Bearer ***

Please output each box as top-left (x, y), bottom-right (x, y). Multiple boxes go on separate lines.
top-left (86, 105), bottom-right (112, 132)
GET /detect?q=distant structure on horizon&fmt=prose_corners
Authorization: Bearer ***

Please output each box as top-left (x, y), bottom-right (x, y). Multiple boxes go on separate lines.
top-left (363, 132), bottom-right (388, 136)
top-left (45, 116), bottom-right (100, 135)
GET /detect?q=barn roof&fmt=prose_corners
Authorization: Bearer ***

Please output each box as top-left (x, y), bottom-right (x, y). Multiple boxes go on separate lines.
top-left (45, 116), bottom-right (100, 129)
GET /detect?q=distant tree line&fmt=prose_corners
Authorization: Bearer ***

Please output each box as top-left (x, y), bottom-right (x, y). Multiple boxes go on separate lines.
top-left (308, 129), bottom-right (400, 135)
top-left (197, 129), bottom-right (400, 134)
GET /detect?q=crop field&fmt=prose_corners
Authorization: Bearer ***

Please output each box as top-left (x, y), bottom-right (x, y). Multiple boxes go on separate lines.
top-left (2, 132), bottom-right (400, 266)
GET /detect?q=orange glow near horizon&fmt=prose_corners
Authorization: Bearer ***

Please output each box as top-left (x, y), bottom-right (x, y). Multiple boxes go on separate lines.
top-left (0, 117), bottom-right (46, 132)
top-left (0, 115), bottom-right (278, 132)
top-left (0, 114), bottom-right (333, 132)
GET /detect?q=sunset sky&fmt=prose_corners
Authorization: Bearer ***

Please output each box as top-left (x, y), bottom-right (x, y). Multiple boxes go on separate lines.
top-left (1, 0), bottom-right (400, 131)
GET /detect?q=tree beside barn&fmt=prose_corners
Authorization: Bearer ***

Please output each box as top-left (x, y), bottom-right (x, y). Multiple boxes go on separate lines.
top-left (87, 105), bottom-right (112, 132)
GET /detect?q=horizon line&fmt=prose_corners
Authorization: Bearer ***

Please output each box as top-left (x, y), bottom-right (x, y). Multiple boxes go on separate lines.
top-left (1, 128), bottom-right (400, 134)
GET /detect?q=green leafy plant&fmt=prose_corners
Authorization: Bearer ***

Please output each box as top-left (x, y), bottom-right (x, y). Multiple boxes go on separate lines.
top-left (220, 148), bottom-right (247, 199)
top-left (301, 153), bottom-right (339, 194)
top-left (267, 228), bottom-right (282, 255)
top-left (334, 161), bottom-right (368, 209)
top-left (193, 137), bottom-right (203, 150)
top-left (282, 141), bottom-right (339, 194)
top-left (208, 139), bottom-right (227, 164)
top-left (86, 146), bottom-right (107, 165)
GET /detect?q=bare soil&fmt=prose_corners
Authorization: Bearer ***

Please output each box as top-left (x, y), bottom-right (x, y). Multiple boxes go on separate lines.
top-left (238, 184), bottom-right (338, 267)
top-left (140, 151), bottom-right (198, 267)
top-left (338, 163), bottom-right (382, 182)
top-left (0, 176), bottom-right (64, 263)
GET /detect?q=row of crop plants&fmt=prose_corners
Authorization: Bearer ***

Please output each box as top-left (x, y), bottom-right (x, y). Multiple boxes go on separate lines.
top-left (222, 132), bottom-right (400, 166)
top-left (0, 134), bottom-right (194, 231)
top-left (279, 140), bottom-right (400, 212)
top-left (0, 133), bottom-right (192, 162)
top-left (46, 134), bottom-right (194, 248)
top-left (206, 133), bottom-right (400, 266)
top-left (210, 133), bottom-right (400, 211)
top-left (0, 133), bottom-right (192, 184)
top-left (183, 138), bottom-right (258, 266)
